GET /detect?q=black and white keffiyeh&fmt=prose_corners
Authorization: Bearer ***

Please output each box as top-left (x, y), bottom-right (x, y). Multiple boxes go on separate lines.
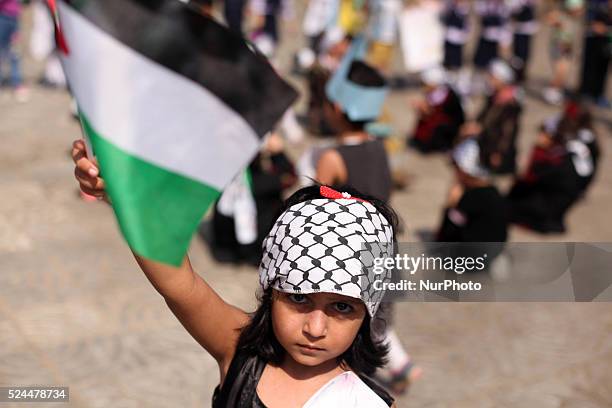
top-left (259, 197), bottom-right (394, 317)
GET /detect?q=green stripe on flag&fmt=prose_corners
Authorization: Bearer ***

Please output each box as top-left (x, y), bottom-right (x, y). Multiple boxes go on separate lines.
top-left (80, 114), bottom-right (220, 266)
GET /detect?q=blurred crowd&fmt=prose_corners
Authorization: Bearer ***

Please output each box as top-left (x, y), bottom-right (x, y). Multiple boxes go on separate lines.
top-left (3, 0), bottom-right (609, 242)
top-left (194, 0), bottom-right (609, 262)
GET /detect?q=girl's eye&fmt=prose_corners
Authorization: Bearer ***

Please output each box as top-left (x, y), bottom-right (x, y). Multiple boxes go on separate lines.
top-left (288, 294), bottom-right (308, 304)
top-left (334, 302), bottom-right (354, 314)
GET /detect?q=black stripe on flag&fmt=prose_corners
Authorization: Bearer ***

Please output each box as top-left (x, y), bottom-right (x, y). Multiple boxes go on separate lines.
top-left (62, 0), bottom-right (297, 139)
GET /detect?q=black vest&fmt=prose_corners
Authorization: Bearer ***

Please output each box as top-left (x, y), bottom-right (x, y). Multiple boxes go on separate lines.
top-left (212, 350), bottom-right (394, 407)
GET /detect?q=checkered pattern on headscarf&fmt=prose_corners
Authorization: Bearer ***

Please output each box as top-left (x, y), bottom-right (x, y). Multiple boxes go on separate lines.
top-left (259, 198), bottom-right (394, 316)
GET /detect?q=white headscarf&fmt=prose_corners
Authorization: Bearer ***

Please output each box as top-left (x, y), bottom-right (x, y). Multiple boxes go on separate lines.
top-left (259, 190), bottom-right (394, 317)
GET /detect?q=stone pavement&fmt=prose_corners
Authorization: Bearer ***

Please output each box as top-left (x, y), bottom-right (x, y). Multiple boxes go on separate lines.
top-left (1, 4), bottom-right (611, 408)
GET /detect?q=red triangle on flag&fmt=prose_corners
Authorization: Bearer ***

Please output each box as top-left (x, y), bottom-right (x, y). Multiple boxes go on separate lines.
top-left (46, 0), bottom-right (70, 55)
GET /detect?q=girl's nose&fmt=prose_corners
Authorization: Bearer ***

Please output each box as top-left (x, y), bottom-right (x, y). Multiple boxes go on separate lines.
top-left (303, 309), bottom-right (328, 338)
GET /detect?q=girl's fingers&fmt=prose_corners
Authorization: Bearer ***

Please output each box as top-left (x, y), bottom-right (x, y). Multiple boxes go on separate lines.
top-left (74, 168), bottom-right (105, 190)
top-left (71, 139), bottom-right (107, 201)
top-left (80, 185), bottom-right (106, 198)
top-left (72, 139), bottom-right (99, 165)
top-left (71, 140), bottom-right (86, 164)
top-left (71, 139), bottom-right (99, 176)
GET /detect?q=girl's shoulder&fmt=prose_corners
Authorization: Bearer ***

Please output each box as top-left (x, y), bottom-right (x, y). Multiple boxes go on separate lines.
top-left (304, 371), bottom-right (394, 408)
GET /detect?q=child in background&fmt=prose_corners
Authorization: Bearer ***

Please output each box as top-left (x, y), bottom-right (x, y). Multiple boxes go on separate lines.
top-left (440, 0), bottom-right (470, 94)
top-left (437, 138), bottom-right (508, 243)
top-left (0, 0), bottom-right (27, 102)
top-left (507, 116), bottom-right (582, 233)
top-left (366, 0), bottom-right (401, 73)
top-left (543, 0), bottom-right (583, 105)
top-left (249, 0), bottom-right (293, 58)
top-left (579, 0), bottom-right (611, 107)
top-left (508, 0), bottom-right (538, 82)
top-left (472, 0), bottom-right (511, 94)
top-left (316, 57), bottom-right (393, 202)
top-left (409, 66), bottom-right (465, 153)
top-left (463, 59), bottom-right (523, 175)
top-left (208, 133), bottom-right (297, 266)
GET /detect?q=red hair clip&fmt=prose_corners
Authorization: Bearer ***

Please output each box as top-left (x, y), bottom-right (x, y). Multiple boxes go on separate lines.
top-left (320, 186), bottom-right (368, 203)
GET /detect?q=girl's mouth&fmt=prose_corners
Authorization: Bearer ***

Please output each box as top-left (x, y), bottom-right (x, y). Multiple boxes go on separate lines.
top-left (297, 344), bottom-right (325, 352)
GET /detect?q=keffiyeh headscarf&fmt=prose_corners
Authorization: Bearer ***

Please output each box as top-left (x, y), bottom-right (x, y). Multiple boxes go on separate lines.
top-left (259, 187), bottom-right (394, 317)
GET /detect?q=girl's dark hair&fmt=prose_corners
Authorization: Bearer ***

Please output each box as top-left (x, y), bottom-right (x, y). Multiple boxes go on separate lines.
top-left (235, 185), bottom-right (400, 376)
top-left (235, 289), bottom-right (389, 376)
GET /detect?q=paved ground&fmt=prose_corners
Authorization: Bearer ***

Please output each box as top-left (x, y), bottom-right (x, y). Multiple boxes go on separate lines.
top-left (1, 3), bottom-right (611, 408)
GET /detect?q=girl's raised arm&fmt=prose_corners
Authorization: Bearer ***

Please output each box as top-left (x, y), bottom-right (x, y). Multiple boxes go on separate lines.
top-left (72, 139), bottom-right (248, 372)
top-left (133, 254), bottom-right (248, 369)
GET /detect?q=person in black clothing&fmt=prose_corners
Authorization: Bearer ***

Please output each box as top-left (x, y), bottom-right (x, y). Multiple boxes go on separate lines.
top-left (579, 0), bottom-right (611, 107)
top-left (209, 133), bottom-right (297, 265)
top-left (507, 116), bottom-right (582, 233)
top-left (441, 0), bottom-right (470, 70)
top-left (509, 0), bottom-right (538, 82)
top-left (409, 66), bottom-right (465, 153)
top-left (462, 59), bottom-right (523, 174)
top-left (437, 138), bottom-right (508, 243)
top-left (473, 0), bottom-right (511, 70)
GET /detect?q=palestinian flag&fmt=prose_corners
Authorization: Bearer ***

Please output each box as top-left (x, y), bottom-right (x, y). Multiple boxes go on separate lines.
top-left (52, 0), bottom-right (298, 266)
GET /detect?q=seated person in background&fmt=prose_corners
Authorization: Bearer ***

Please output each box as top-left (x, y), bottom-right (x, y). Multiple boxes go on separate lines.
top-left (561, 98), bottom-right (600, 196)
top-left (461, 59), bottom-right (523, 174)
top-left (507, 116), bottom-right (581, 233)
top-left (209, 133), bottom-right (297, 265)
top-left (409, 66), bottom-right (465, 153)
top-left (316, 42), bottom-right (392, 203)
top-left (436, 138), bottom-right (508, 242)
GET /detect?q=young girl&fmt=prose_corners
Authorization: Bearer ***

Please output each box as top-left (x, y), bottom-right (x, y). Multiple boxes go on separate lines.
top-left (72, 139), bottom-right (399, 407)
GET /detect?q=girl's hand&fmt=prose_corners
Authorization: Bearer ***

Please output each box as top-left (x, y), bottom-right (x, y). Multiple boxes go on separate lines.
top-left (71, 139), bottom-right (108, 202)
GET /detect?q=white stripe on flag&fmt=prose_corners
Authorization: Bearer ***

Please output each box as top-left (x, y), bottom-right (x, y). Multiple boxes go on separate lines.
top-left (58, 2), bottom-right (260, 190)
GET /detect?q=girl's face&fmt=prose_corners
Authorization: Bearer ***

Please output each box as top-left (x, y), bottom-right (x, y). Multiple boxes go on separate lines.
top-left (271, 290), bottom-right (366, 367)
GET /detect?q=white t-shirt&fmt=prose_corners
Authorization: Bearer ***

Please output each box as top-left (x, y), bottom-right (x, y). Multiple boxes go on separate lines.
top-left (303, 371), bottom-right (389, 408)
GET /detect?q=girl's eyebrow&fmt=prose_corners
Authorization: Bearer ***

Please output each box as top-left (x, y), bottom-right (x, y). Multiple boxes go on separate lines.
top-left (327, 296), bottom-right (360, 306)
